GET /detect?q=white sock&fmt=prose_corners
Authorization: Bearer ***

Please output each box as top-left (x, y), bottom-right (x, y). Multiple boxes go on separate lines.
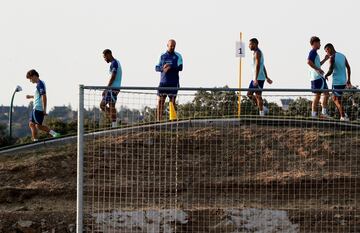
top-left (49, 130), bottom-right (56, 136)
top-left (111, 122), bottom-right (117, 127)
top-left (259, 111), bottom-right (265, 116)
top-left (322, 108), bottom-right (327, 115)
top-left (33, 138), bottom-right (39, 142)
top-left (311, 111), bottom-right (317, 117)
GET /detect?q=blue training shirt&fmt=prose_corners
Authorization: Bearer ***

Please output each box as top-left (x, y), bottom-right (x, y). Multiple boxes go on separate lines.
top-left (308, 49), bottom-right (322, 81)
top-left (252, 49), bottom-right (266, 81)
top-left (331, 52), bottom-right (347, 86)
top-left (155, 51), bottom-right (183, 85)
top-left (34, 80), bottom-right (46, 111)
top-left (110, 59), bottom-right (122, 88)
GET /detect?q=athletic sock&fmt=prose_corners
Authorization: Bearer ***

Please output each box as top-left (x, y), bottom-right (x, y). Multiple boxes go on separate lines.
top-left (111, 122), bottom-right (117, 128)
top-left (311, 111), bottom-right (317, 117)
top-left (322, 108), bottom-right (328, 115)
top-left (259, 111), bottom-right (265, 116)
top-left (49, 130), bottom-right (56, 136)
top-left (33, 138), bottom-right (39, 142)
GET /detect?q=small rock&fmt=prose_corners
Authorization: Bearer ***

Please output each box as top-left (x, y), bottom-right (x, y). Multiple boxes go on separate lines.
top-left (17, 220), bottom-right (33, 228)
top-left (210, 220), bottom-right (236, 233)
top-left (14, 206), bottom-right (29, 211)
top-left (68, 224), bottom-right (75, 233)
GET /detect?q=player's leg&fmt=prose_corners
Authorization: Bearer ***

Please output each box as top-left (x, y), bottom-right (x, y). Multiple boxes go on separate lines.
top-left (109, 102), bottom-right (117, 127)
top-left (333, 85), bottom-right (347, 120)
top-left (108, 91), bottom-right (119, 127)
top-left (169, 86), bottom-right (178, 109)
top-left (255, 81), bottom-right (266, 115)
top-left (157, 95), bottom-right (166, 122)
top-left (36, 124), bottom-right (50, 134)
top-left (312, 93), bottom-right (321, 117)
top-left (321, 92), bottom-right (329, 115)
top-left (29, 110), bottom-right (39, 141)
top-left (311, 78), bottom-right (324, 117)
top-left (333, 96), bottom-right (345, 118)
top-left (100, 90), bottom-right (113, 123)
top-left (255, 92), bottom-right (263, 111)
top-left (29, 121), bottom-right (38, 141)
top-left (34, 110), bottom-right (60, 137)
top-left (247, 80), bottom-right (258, 106)
top-left (320, 78), bottom-right (330, 117)
top-left (169, 95), bottom-right (177, 109)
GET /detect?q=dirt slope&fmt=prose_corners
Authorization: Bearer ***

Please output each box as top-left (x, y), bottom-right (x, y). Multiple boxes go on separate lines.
top-left (0, 124), bottom-right (359, 232)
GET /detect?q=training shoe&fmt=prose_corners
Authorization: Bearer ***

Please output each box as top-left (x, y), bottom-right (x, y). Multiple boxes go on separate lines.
top-left (263, 106), bottom-right (269, 115)
top-left (340, 116), bottom-right (350, 121)
top-left (53, 132), bottom-right (61, 138)
top-left (320, 113), bottom-right (332, 119)
top-left (111, 121), bottom-right (117, 128)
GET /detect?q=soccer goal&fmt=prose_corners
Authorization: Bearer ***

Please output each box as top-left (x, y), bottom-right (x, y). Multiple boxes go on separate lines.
top-left (77, 85), bottom-right (360, 232)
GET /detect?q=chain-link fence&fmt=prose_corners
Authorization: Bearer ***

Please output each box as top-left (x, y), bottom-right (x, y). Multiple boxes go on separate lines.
top-left (77, 86), bottom-right (360, 233)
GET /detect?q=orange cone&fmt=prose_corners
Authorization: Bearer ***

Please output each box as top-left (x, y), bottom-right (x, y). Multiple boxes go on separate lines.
top-left (169, 102), bottom-right (177, 121)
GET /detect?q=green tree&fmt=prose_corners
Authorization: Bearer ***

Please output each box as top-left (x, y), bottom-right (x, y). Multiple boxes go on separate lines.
top-left (0, 123), bottom-right (11, 147)
top-left (287, 97), bottom-right (312, 117)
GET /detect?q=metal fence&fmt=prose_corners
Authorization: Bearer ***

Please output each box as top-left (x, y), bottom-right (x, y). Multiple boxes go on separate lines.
top-left (77, 86), bottom-right (360, 232)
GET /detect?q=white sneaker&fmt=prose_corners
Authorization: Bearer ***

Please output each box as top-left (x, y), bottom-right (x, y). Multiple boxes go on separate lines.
top-left (311, 111), bottom-right (317, 118)
top-left (263, 106), bottom-right (269, 115)
top-left (340, 116), bottom-right (350, 121)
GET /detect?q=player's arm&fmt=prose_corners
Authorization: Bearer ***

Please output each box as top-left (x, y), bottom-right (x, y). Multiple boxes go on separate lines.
top-left (324, 56), bottom-right (335, 79)
top-left (307, 50), bottom-right (324, 75)
top-left (345, 58), bottom-right (351, 86)
top-left (264, 66), bottom-right (273, 84)
top-left (254, 51), bottom-right (261, 81)
top-left (307, 59), bottom-right (324, 75)
top-left (320, 55), bottom-right (330, 65)
top-left (41, 94), bottom-right (47, 114)
top-left (155, 56), bottom-right (164, 72)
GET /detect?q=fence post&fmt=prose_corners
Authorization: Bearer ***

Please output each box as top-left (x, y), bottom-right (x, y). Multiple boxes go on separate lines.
top-left (77, 85), bottom-right (84, 233)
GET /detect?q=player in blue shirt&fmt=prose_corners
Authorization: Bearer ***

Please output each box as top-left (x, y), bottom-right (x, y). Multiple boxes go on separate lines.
top-left (155, 39), bottom-right (183, 121)
top-left (324, 43), bottom-right (352, 121)
top-left (307, 36), bottom-right (330, 118)
top-left (26, 69), bottom-right (60, 141)
top-left (101, 49), bottom-right (122, 127)
top-left (247, 38), bottom-right (273, 116)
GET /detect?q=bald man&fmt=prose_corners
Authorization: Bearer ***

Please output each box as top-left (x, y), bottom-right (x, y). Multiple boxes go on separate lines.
top-left (155, 39), bottom-right (183, 121)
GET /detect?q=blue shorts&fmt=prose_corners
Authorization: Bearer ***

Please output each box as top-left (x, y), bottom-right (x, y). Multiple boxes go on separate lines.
top-left (332, 85), bottom-right (346, 97)
top-left (248, 80), bottom-right (265, 94)
top-left (30, 109), bottom-right (45, 125)
top-left (311, 77), bottom-right (328, 93)
top-left (103, 90), bottom-right (119, 104)
top-left (157, 82), bottom-right (179, 97)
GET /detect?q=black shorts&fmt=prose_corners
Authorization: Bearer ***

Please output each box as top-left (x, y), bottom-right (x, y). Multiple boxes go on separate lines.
top-left (248, 80), bottom-right (265, 94)
top-left (102, 90), bottom-right (119, 104)
top-left (30, 109), bottom-right (45, 125)
top-left (157, 83), bottom-right (179, 97)
top-left (332, 85), bottom-right (346, 97)
top-left (311, 77), bottom-right (328, 93)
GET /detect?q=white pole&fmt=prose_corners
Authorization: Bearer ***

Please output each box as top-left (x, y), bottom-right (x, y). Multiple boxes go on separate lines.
top-left (77, 85), bottom-right (84, 233)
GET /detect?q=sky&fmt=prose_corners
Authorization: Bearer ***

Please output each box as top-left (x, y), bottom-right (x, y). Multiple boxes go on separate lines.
top-left (1, 0), bottom-right (359, 110)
